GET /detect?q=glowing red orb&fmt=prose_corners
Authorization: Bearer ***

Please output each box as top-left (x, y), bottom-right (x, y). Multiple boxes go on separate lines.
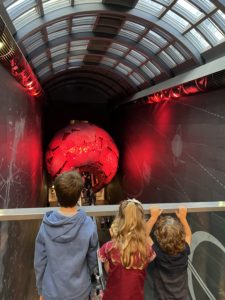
top-left (46, 122), bottom-right (119, 192)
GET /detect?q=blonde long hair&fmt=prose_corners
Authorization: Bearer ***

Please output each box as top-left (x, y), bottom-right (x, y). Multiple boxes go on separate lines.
top-left (112, 200), bottom-right (149, 269)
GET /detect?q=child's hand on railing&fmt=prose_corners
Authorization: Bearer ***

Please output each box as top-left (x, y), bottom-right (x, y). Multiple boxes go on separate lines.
top-left (176, 207), bottom-right (187, 221)
top-left (150, 207), bottom-right (163, 220)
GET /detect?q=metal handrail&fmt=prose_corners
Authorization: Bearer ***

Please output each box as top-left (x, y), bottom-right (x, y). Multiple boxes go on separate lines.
top-left (0, 201), bottom-right (225, 221)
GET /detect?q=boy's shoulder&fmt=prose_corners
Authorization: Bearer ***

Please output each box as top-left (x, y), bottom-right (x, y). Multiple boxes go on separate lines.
top-left (79, 210), bottom-right (96, 228)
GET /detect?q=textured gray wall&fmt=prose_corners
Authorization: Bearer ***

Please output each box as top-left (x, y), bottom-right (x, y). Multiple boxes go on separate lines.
top-left (115, 89), bottom-right (225, 300)
top-left (0, 65), bottom-right (44, 299)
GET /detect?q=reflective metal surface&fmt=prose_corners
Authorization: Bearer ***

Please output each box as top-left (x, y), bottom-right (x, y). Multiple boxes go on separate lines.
top-left (0, 201), bottom-right (225, 221)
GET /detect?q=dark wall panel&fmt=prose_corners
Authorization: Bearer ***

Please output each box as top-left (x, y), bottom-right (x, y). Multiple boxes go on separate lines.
top-left (0, 65), bottom-right (44, 208)
top-left (114, 89), bottom-right (225, 300)
top-left (0, 65), bottom-right (45, 299)
top-left (115, 89), bottom-right (225, 203)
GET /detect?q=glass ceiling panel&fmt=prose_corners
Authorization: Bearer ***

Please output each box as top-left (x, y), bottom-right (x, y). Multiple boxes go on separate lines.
top-left (75, 0), bottom-right (102, 4)
top-left (51, 49), bottom-right (66, 58)
top-left (139, 37), bottom-right (160, 53)
top-left (162, 10), bottom-right (190, 33)
top-left (145, 61), bottom-right (161, 76)
top-left (165, 44), bottom-right (185, 64)
top-left (13, 8), bottom-right (39, 30)
top-left (51, 44), bottom-right (67, 52)
top-left (3, 0), bottom-right (15, 8)
top-left (43, 0), bottom-right (70, 15)
top-left (23, 31), bottom-right (43, 48)
top-left (37, 66), bottom-right (51, 77)
top-left (129, 50), bottom-right (147, 63)
top-left (52, 59), bottom-right (67, 69)
top-left (50, 44), bottom-right (68, 57)
top-left (108, 43), bottom-right (128, 57)
top-left (4, 0), bottom-right (225, 85)
top-left (71, 25), bottom-right (93, 33)
top-left (212, 10), bottom-right (225, 32)
top-left (136, 0), bottom-right (166, 18)
top-left (72, 16), bottom-right (97, 26)
top-left (132, 72), bottom-right (145, 83)
top-left (110, 43), bottom-right (129, 53)
top-left (172, 0), bottom-right (204, 24)
top-left (6, 0), bottom-right (35, 20)
top-left (173, 42), bottom-right (190, 59)
top-left (70, 40), bottom-right (89, 52)
top-left (69, 55), bottom-right (84, 63)
top-left (123, 21), bottom-right (146, 34)
top-left (129, 72), bottom-right (145, 85)
top-left (191, 0), bottom-right (216, 14)
top-left (68, 66), bottom-right (81, 70)
top-left (125, 54), bottom-right (142, 66)
top-left (141, 65), bottom-right (155, 78)
top-left (47, 21), bottom-right (68, 34)
top-left (48, 29), bottom-right (68, 41)
top-left (156, 0), bottom-right (174, 4)
top-left (71, 40), bottom-right (89, 47)
top-left (115, 65), bottom-right (130, 76)
top-left (185, 28), bottom-right (211, 53)
top-left (101, 57), bottom-right (117, 67)
top-left (31, 53), bottom-right (48, 68)
top-left (146, 30), bottom-right (168, 48)
top-left (116, 63), bottom-right (132, 74)
top-left (25, 36), bottom-right (45, 54)
top-left (119, 29), bottom-right (140, 42)
top-left (108, 48), bottom-right (125, 57)
top-left (197, 19), bottom-right (225, 45)
top-left (159, 51), bottom-right (176, 68)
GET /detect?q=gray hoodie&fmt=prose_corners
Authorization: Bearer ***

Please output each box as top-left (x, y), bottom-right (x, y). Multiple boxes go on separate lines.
top-left (34, 209), bottom-right (98, 300)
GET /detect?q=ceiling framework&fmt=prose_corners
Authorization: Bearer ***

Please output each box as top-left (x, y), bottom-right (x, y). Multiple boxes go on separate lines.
top-left (1, 0), bottom-right (225, 104)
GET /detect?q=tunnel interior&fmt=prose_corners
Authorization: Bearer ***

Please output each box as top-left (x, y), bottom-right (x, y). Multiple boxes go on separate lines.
top-left (0, 0), bottom-right (225, 202)
top-left (1, 1), bottom-right (225, 299)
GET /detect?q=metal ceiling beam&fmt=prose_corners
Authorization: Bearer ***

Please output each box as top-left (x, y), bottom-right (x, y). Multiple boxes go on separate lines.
top-left (103, 0), bottom-right (139, 8)
top-left (44, 72), bottom-right (125, 96)
top-left (47, 80), bottom-right (112, 99)
top-left (1, 201), bottom-right (224, 220)
top-left (26, 33), bottom-right (171, 76)
top-left (13, 3), bottom-right (202, 65)
top-left (42, 66), bottom-right (135, 94)
top-left (211, 0), bottom-right (225, 10)
top-left (118, 56), bottom-right (225, 106)
top-left (34, 49), bottom-right (153, 83)
top-left (0, 1), bottom-right (16, 35)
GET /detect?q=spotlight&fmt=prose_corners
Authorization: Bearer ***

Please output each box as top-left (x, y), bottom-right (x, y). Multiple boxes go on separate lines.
top-left (0, 41), bottom-right (4, 49)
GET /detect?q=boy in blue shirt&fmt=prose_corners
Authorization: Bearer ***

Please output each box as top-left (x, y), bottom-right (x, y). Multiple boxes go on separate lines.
top-left (34, 171), bottom-right (98, 300)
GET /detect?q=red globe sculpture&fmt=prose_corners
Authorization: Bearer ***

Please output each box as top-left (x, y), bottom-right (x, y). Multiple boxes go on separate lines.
top-left (46, 122), bottom-right (119, 192)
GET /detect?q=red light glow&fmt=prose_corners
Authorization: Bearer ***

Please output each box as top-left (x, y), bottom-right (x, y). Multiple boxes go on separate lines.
top-left (10, 58), bottom-right (42, 97)
top-left (46, 122), bottom-right (119, 192)
top-left (147, 77), bottom-right (207, 103)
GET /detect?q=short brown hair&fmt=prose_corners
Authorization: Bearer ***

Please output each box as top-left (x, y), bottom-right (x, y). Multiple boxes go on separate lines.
top-left (154, 216), bottom-right (185, 255)
top-left (54, 171), bottom-right (83, 207)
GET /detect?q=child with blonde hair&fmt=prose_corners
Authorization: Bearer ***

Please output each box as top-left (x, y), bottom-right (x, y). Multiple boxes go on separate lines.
top-left (147, 206), bottom-right (192, 300)
top-left (98, 199), bottom-right (156, 300)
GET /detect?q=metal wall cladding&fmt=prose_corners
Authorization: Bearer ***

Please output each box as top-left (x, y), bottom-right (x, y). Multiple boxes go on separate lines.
top-left (115, 88), bottom-right (225, 299)
top-left (0, 64), bottom-right (44, 300)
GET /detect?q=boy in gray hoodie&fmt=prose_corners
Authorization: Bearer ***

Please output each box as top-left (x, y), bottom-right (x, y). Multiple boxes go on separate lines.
top-left (34, 171), bottom-right (98, 300)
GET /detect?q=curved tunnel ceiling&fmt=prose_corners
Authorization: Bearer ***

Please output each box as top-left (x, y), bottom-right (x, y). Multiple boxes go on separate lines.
top-left (1, 0), bottom-right (225, 103)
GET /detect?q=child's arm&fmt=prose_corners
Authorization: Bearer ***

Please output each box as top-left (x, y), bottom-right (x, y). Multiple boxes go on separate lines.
top-left (103, 261), bottom-right (110, 274)
top-left (87, 223), bottom-right (98, 273)
top-left (34, 226), bottom-right (47, 298)
top-left (176, 207), bottom-right (192, 246)
top-left (145, 207), bottom-right (162, 237)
